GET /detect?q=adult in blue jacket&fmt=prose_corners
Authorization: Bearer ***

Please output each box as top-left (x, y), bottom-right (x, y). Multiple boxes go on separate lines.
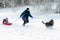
top-left (20, 8), bottom-right (33, 26)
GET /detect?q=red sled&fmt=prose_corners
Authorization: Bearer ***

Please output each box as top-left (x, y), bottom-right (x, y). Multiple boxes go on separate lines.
top-left (3, 23), bottom-right (12, 26)
top-left (6, 23), bottom-right (12, 25)
top-left (2, 18), bottom-right (12, 26)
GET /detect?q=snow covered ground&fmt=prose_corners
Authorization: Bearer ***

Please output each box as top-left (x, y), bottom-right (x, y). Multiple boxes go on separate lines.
top-left (0, 6), bottom-right (60, 40)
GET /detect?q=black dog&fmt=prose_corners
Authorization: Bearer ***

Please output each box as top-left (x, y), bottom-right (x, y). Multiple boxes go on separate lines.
top-left (42, 19), bottom-right (54, 28)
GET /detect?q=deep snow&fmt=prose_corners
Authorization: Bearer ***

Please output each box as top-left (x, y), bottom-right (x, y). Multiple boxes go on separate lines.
top-left (0, 6), bottom-right (60, 40)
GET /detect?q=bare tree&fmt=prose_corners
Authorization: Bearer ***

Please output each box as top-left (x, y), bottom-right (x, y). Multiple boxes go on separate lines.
top-left (0, 0), bottom-right (60, 8)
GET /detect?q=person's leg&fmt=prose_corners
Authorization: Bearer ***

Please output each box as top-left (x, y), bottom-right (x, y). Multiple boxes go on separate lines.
top-left (23, 20), bottom-right (26, 26)
top-left (27, 19), bottom-right (29, 23)
top-left (23, 19), bottom-right (29, 26)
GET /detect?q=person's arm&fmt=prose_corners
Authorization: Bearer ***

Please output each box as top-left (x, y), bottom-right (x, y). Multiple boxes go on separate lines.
top-left (20, 10), bottom-right (26, 17)
top-left (20, 13), bottom-right (23, 17)
top-left (20, 12), bottom-right (24, 17)
top-left (29, 11), bottom-right (33, 18)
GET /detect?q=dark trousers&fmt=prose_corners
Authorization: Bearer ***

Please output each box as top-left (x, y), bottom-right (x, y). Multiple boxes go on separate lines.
top-left (23, 19), bottom-right (29, 26)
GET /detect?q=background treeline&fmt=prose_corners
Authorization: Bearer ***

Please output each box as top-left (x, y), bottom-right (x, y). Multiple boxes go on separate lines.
top-left (0, 0), bottom-right (58, 8)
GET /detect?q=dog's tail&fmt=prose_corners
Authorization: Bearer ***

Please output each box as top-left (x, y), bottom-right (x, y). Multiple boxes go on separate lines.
top-left (42, 21), bottom-right (45, 24)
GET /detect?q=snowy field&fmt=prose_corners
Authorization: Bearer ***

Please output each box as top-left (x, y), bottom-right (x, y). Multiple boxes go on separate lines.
top-left (0, 6), bottom-right (60, 40)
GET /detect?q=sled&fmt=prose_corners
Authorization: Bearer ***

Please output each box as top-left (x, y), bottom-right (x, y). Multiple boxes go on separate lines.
top-left (3, 23), bottom-right (12, 26)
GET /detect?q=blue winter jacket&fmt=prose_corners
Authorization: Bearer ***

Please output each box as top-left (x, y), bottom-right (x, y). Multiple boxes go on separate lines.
top-left (20, 10), bottom-right (33, 20)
